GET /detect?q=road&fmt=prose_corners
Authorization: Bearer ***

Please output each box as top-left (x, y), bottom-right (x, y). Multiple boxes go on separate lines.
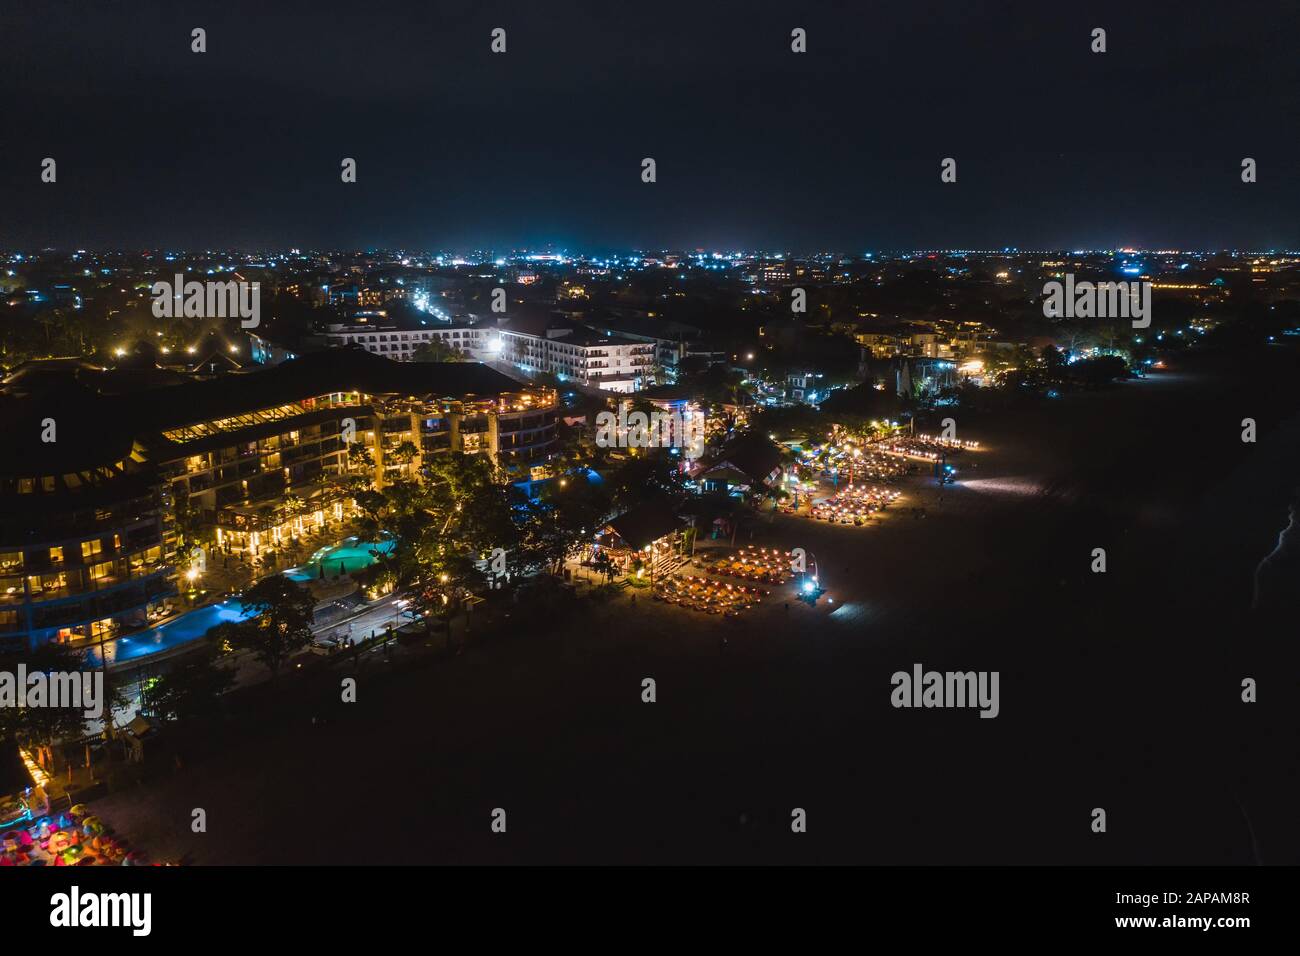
top-left (97, 590), bottom-right (418, 728)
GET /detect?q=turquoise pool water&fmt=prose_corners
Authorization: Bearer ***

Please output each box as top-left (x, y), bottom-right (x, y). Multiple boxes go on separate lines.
top-left (86, 599), bottom-right (254, 668)
top-left (284, 535), bottom-right (395, 582)
top-left (83, 535), bottom-right (394, 667)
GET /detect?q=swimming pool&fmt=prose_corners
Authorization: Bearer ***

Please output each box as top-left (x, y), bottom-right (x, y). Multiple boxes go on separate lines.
top-left (284, 535), bottom-right (395, 582)
top-left (82, 535), bottom-right (395, 667)
top-left (85, 599), bottom-right (255, 668)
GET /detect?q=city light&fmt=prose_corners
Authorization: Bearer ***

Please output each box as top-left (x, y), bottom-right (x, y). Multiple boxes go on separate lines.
top-left (0, 3), bottom-right (1293, 898)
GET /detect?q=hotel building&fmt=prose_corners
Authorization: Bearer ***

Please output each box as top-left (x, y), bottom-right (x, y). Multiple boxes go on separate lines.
top-left (318, 314), bottom-right (484, 362)
top-left (320, 314), bottom-right (657, 392)
top-left (0, 350), bottom-right (556, 653)
top-left (478, 320), bottom-right (656, 393)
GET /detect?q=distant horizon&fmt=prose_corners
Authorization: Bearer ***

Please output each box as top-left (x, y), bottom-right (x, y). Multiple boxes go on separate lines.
top-left (6, 245), bottom-right (1300, 258)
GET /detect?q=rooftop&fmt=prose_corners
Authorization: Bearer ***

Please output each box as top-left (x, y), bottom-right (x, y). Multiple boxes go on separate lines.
top-left (604, 498), bottom-right (688, 551)
top-left (0, 350), bottom-right (542, 481)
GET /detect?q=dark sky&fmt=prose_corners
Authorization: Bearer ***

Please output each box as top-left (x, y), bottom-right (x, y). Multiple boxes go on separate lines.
top-left (3, 0), bottom-right (1298, 252)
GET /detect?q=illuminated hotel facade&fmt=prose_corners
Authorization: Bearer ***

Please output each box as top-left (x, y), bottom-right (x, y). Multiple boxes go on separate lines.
top-left (320, 317), bottom-right (657, 392)
top-left (0, 350), bottom-right (556, 653)
top-left (0, 456), bottom-right (172, 655)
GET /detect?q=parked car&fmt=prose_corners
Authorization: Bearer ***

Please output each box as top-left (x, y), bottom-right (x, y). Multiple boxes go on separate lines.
top-left (308, 637), bottom-right (344, 656)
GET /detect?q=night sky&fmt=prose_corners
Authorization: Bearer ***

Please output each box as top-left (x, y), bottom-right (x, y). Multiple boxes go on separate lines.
top-left (3, 0), bottom-right (1298, 251)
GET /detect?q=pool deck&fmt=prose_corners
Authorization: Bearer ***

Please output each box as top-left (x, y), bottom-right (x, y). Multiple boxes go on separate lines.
top-left (79, 536), bottom-right (395, 670)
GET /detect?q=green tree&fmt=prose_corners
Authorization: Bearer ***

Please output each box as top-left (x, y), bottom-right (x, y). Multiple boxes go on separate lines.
top-left (140, 646), bottom-right (236, 720)
top-left (542, 421), bottom-right (599, 477)
top-left (210, 575), bottom-right (314, 678)
top-left (331, 440), bottom-right (376, 503)
top-left (603, 449), bottom-right (685, 512)
top-left (390, 440), bottom-right (419, 476)
top-left (0, 642), bottom-right (126, 750)
top-left (352, 453), bottom-right (517, 601)
top-left (174, 492), bottom-right (214, 557)
top-left (1041, 344), bottom-right (1066, 379)
top-left (412, 339), bottom-right (468, 362)
top-left (517, 478), bottom-right (610, 575)
top-left (345, 439), bottom-right (374, 473)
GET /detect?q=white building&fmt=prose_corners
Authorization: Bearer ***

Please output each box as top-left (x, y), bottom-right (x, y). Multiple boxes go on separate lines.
top-left (476, 324), bottom-right (655, 393)
top-left (320, 314), bottom-right (656, 392)
top-left (320, 315), bottom-right (481, 361)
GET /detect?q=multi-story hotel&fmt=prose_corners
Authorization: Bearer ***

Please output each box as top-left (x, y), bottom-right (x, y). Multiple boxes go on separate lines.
top-left (0, 350), bottom-right (556, 653)
top-left (319, 313), bottom-right (657, 392)
top-left (0, 434), bottom-right (172, 657)
top-left (478, 319), bottom-right (656, 393)
top-left (318, 314), bottom-right (483, 361)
